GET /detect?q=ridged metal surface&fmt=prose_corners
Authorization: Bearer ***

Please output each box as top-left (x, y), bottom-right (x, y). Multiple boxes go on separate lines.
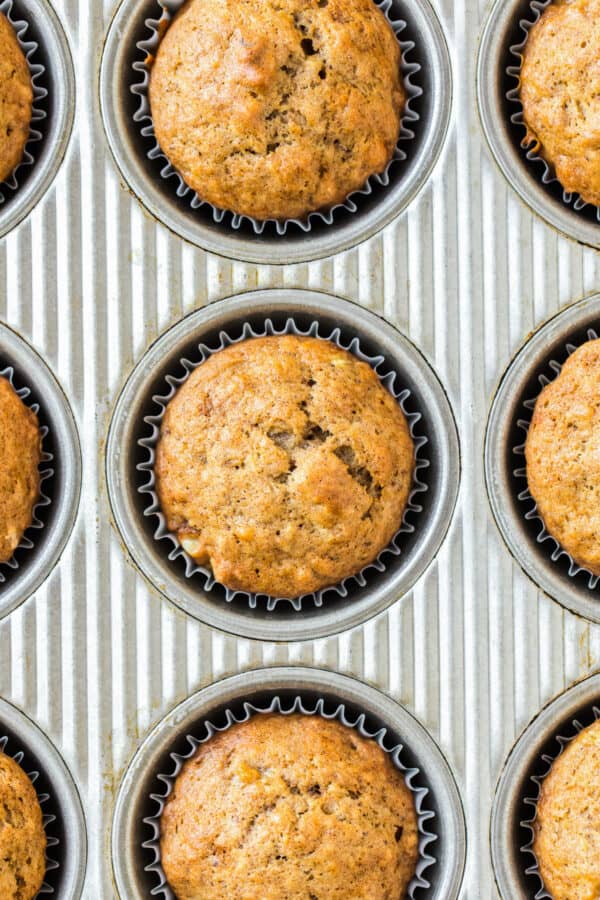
top-left (0, 0), bottom-right (599, 897)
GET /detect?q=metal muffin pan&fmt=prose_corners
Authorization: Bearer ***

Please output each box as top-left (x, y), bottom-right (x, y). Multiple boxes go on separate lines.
top-left (111, 666), bottom-right (467, 900)
top-left (0, 0), bottom-right (75, 240)
top-left (98, 0), bottom-right (452, 264)
top-left (0, 321), bottom-right (81, 620)
top-left (491, 671), bottom-right (600, 899)
top-left (105, 288), bottom-right (460, 642)
top-left (476, 0), bottom-right (600, 250)
top-left (0, 695), bottom-right (87, 898)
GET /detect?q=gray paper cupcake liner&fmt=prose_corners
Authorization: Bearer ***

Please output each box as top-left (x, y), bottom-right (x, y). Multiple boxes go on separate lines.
top-left (137, 317), bottom-right (429, 611)
top-left (142, 693), bottom-right (438, 899)
top-left (519, 702), bottom-right (600, 899)
top-left (0, 733), bottom-right (61, 895)
top-left (0, 365), bottom-right (53, 585)
top-left (512, 327), bottom-right (600, 591)
top-left (506, 0), bottom-right (600, 224)
top-left (0, 0), bottom-right (48, 205)
top-left (131, 0), bottom-right (422, 235)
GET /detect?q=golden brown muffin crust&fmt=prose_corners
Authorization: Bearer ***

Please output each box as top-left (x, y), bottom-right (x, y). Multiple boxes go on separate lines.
top-left (0, 751), bottom-right (46, 900)
top-left (533, 718), bottom-right (600, 900)
top-left (519, 0), bottom-right (600, 207)
top-left (160, 714), bottom-right (420, 900)
top-left (525, 338), bottom-right (600, 575)
top-left (155, 335), bottom-right (414, 597)
top-left (0, 376), bottom-right (41, 563)
top-left (0, 12), bottom-right (33, 185)
top-left (149, 0), bottom-right (404, 221)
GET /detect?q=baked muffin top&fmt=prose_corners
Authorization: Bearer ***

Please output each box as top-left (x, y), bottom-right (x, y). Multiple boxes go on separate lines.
top-left (0, 376), bottom-right (41, 563)
top-left (149, 0), bottom-right (404, 221)
top-left (525, 338), bottom-right (600, 575)
top-left (160, 714), bottom-right (420, 900)
top-left (533, 717), bottom-right (600, 900)
top-left (0, 12), bottom-right (33, 184)
top-left (155, 335), bottom-right (415, 598)
top-left (0, 751), bottom-right (46, 900)
top-left (519, 0), bottom-right (600, 207)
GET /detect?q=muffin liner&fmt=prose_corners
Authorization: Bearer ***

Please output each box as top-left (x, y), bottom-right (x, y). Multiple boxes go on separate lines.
top-left (0, 732), bottom-right (61, 895)
top-left (130, 0), bottom-right (422, 235)
top-left (0, 365), bottom-right (53, 585)
top-left (141, 693), bottom-right (438, 899)
top-left (519, 702), bottom-right (600, 898)
top-left (512, 326), bottom-right (600, 591)
top-left (506, 0), bottom-right (600, 224)
top-left (0, 0), bottom-right (48, 205)
top-left (137, 317), bottom-right (429, 612)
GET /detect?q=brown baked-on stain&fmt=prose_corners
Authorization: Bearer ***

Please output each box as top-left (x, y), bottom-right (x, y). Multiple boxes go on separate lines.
top-left (155, 335), bottom-right (415, 598)
top-left (0, 752), bottom-right (46, 900)
top-left (533, 717), bottom-right (600, 900)
top-left (0, 376), bottom-right (41, 564)
top-left (519, 0), bottom-right (600, 207)
top-left (525, 338), bottom-right (600, 576)
top-left (160, 714), bottom-right (420, 900)
top-left (0, 12), bottom-right (33, 185)
top-left (148, 0), bottom-right (404, 221)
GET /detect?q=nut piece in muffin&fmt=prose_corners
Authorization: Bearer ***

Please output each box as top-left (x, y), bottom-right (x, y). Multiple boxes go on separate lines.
top-left (533, 717), bottom-right (600, 900)
top-left (519, 0), bottom-right (600, 207)
top-left (160, 714), bottom-right (419, 900)
top-left (0, 12), bottom-right (33, 184)
top-left (155, 335), bottom-right (415, 597)
top-left (525, 338), bottom-right (600, 575)
top-left (0, 751), bottom-right (46, 899)
top-left (149, 0), bottom-right (404, 221)
top-left (0, 376), bottom-right (41, 563)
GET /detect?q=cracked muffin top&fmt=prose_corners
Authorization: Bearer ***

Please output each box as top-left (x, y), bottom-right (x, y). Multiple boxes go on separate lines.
top-left (533, 717), bottom-right (600, 900)
top-left (155, 334), bottom-right (414, 598)
top-left (0, 751), bottom-right (46, 900)
top-left (148, 0), bottom-right (404, 221)
top-left (0, 376), bottom-right (41, 564)
top-left (519, 0), bottom-right (600, 207)
top-left (525, 338), bottom-right (600, 576)
top-left (0, 12), bottom-right (33, 185)
top-left (160, 713), bottom-right (420, 900)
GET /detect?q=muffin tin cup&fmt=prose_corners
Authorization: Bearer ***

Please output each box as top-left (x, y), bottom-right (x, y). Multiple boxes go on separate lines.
top-left (111, 666), bottom-right (467, 900)
top-left (105, 289), bottom-right (460, 642)
top-left (491, 671), bottom-right (600, 899)
top-left (0, 321), bottom-right (81, 621)
top-left (485, 293), bottom-right (600, 624)
top-left (0, 0), bottom-right (75, 239)
top-left (99, 0), bottom-right (452, 264)
top-left (476, 0), bottom-right (600, 249)
top-left (0, 696), bottom-right (87, 898)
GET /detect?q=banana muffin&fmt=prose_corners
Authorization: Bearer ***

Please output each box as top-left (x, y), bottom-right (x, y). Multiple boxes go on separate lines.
top-left (0, 12), bottom-right (33, 184)
top-left (519, 0), bottom-right (600, 207)
top-left (533, 717), bottom-right (600, 900)
top-left (0, 751), bottom-right (46, 899)
top-left (0, 376), bottom-right (41, 563)
top-left (525, 338), bottom-right (600, 575)
top-left (160, 714), bottom-right (420, 900)
top-left (155, 335), bottom-right (415, 597)
top-left (149, 0), bottom-right (404, 221)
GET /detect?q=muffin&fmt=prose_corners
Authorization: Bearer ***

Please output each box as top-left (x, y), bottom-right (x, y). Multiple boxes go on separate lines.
top-left (519, 0), bottom-right (600, 207)
top-left (525, 338), bottom-right (600, 575)
top-left (160, 714), bottom-right (419, 900)
top-left (155, 334), bottom-right (415, 597)
top-left (0, 376), bottom-right (41, 563)
top-left (149, 0), bottom-right (404, 221)
top-left (0, 751), bottom-right (46, 899)
top-left (0, 12), bottom-right (33, 184)
top-left (533, 717), bottom-right (600, 900)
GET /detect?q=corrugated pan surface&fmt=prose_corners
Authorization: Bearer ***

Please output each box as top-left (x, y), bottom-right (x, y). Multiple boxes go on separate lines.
top-left (0, 0), bottom-right (599, 897)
